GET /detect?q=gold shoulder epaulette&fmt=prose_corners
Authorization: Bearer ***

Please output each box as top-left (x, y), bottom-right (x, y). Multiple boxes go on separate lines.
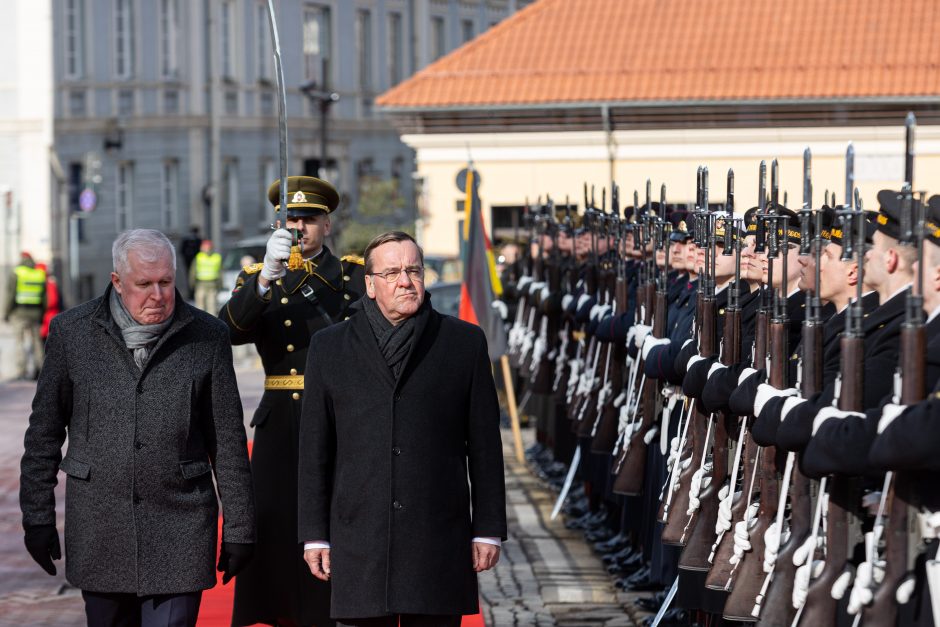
top-left (243, 262), bottom-right (264, 275)
top-left (341, 254), bottom-right (364, 266)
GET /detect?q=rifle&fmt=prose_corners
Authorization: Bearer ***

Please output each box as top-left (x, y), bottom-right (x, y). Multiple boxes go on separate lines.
top-left (662, 168), bottom-right (716, 543)
top-left (705, 163), bottom-right (769, 591)
top-left (611, 182), bottom-right (661, 494)
top-left (723, 159), bottom-right (787, 620)
top-left (861, 112), bottom-right (924, 626)
top-left (757, 149), bottom-right (819, 625)
top-left (799, 144), bottom-right (862, 626)
top-left (679, 169), bottom-right (738, 569)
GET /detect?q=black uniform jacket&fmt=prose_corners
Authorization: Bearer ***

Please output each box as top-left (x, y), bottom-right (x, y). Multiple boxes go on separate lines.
top-left (776, 287), bottom-right (907, 456)
top-left (298, 300), bottom-right (508, 619)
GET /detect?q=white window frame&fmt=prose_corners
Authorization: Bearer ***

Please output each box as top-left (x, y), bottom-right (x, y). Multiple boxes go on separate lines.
top-left (161, 160), bottom-right (180, 230)
top-left (116, 162), bottom-right (134, 230)
top-left (159, 0), bottom-right (181, 80)
top-left (64, 0), bottom-right (85, 79)
top-left (113, 0), bottom-right (135, 79)
top-left (256, 2), bottom-right (273, 82)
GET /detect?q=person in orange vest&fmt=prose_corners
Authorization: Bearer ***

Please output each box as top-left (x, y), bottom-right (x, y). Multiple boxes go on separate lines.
top-left (34, 262), bottom-right (63, 342)
top-left (190, 239), bottom-right (223, 312)
top-left (3, 252), bottom-right (47, 379)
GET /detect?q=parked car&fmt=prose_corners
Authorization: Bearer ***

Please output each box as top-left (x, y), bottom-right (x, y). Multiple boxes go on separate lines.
top-left (217, 235), bottom-right (268, 309)
top-left (424, 255), bottom-right (462, 285)
top-left (427, 281), bottom-right (461, 318)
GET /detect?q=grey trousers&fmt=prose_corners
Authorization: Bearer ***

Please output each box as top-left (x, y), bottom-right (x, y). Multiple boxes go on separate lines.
top-left (10, 315), bottom-right (43, 378)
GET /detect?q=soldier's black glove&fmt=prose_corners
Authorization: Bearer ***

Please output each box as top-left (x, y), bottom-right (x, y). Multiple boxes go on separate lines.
top-left (24, 525), bottom-right (61, 576)
top-left (218, 542), bottom-right (255, 584)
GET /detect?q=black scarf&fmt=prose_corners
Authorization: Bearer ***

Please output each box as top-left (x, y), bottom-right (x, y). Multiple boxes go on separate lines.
top-left (357, 294), bottom-right (430, 379)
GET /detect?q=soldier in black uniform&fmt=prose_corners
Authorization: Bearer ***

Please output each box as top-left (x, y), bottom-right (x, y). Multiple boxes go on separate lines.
top-left (222, 176), bottom-right (366, 627)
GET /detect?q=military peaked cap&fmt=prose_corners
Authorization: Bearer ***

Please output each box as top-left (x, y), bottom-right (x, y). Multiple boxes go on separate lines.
top-left (268, 176), bottom-right (340, 217)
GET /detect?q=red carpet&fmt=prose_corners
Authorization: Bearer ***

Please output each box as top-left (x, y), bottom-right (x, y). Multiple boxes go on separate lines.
top-left (198, 441), bottom-right (485, 626)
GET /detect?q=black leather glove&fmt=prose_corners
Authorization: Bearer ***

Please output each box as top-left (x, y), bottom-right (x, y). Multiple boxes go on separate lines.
top-left (218, 542), bottom-right (255, 584)
top-left (24, 525), bottom-right (61, 576)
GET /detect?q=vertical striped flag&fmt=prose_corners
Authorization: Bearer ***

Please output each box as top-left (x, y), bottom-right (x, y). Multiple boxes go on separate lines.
top-left (458, 166), bottom-right (508, 361)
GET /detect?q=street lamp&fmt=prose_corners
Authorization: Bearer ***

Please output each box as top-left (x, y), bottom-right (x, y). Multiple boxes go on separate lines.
top-left (299, 80), bottom-right (339, 181)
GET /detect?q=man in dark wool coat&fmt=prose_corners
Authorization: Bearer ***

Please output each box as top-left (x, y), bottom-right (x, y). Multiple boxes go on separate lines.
top-left (298, 231), bottom-right (508, 627)
top-left (19, 229), bottom-right (255, 627)
top-left (222, 175), bottom-right (366, 627)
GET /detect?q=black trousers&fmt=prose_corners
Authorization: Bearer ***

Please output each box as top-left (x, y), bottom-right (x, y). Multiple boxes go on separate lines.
top-left (337, 615), bottom-right (461, 627)
top-left (82, 590), bottom-right (202, 627)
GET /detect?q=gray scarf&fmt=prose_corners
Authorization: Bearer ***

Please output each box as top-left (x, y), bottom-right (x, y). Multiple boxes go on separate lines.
top-left (109, 288), bottom-right (173, 370)
top-left (357, 295), bottom-right (428, 379)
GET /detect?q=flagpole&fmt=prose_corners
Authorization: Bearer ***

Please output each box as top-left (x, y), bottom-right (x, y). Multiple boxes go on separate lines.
top-left (499, 354), bottom-right (526, 464)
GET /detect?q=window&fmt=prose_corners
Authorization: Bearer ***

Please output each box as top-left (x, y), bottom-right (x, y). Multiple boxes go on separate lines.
top-left (260, 91), bottom-right (274, 116)
top-left (303, 5), bottom-right (332, 85)
top-left (160, 0), bottom-right (180, 79)
top-left (114, 0), bottom-right (135, 79)
top-left (260, 159), bottom-right (276, 222)
top-left (356, 9), bottom-right (372, 91)
top-left (161, 160), bottom-right (180, 230)
top-left (220, 0), bottom-right (236, 80)
top-left (164, 89), bottom-right (179, 114)
top-left (64, 0), bottom-right (85, 79)
top-left (461, 19), bottom-right (474, 44)
top-left (116, 162), bottom-right (134, 230)
top-left (388, 12), bottom-right (404, 86)
top-left (431, 16), bottom-right (445, 61)
top-left (256, 3), bottom-right (272, 82)
top-left (69, 90), bottom-right (87, 117)
top-left (118, 89), bottom-right (134, 116)
top-left (225, 90), bottom-right (238, 115)
top-left (222, 159), bottom-right (239, 227)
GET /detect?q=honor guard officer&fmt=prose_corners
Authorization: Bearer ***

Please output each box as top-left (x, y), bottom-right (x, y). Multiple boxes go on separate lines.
top-left (221, 175), bottom-right (366, 627)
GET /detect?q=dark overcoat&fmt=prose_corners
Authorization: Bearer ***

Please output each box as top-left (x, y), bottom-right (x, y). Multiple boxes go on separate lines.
top-left (19, 286), bottom-right (255, 595)
top-left (220, 248), bottom-right (365, 626)
top-left (298, 302), bottom-right (508, 619)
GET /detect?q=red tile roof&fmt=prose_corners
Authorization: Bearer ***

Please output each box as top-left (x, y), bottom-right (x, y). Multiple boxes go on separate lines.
top-left (378, 0), bottom-right (940, 109)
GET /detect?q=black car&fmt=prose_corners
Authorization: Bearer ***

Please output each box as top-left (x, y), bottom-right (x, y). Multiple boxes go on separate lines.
top-left (427, 281), bottom-right (461, 318)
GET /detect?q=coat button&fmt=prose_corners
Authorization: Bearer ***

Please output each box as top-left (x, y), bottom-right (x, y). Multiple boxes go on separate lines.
top-left (135, 441), bottom-right (144, 450)
top-left (284, 319), bottom-right (292, 327)
top-left (290, 368), bottom-right (298, 375)
top-left (392, 500), bottom-right (402, 510)
top-left (392, 446), bottom-right (401, 456)
top-left (136, 383), bottom-right (143, 394)
top-left (344, 293), bottom-right (351, 300)
top-left (134, 495), bottom-right (141, 504)
top-left (394, 393), bottom-right (401, 401)
top-left (276, 279), bottom-right (283, 286)
top-left (281, 297), bottom-right (289, 304)
top-left (344, 316), bottom-right (350, 321)
top-left (292, 392), bottom-right (301, 400)
top-left (287, 344), bottom-right (294, 352)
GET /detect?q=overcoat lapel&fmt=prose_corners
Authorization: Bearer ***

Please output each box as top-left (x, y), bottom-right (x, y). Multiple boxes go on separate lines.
top-left (350, 312), bottom-right (396, 389)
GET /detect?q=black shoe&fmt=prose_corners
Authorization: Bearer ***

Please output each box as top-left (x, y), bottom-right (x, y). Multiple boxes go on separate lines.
top-left (602, 545), bottom-right (635, 566)
top-left (634, 590), bottom-right (668, 612)
top-left (584, 525), bottom-right (616, 543)
top-left (624, 567), bottom-right (662, 592)
top-left (594, 532), bottom-right (630, 554)
top-left (612, 550), bottom-right (644, 573)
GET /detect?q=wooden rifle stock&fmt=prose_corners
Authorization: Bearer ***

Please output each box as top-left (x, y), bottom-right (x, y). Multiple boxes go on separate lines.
top-left (662, 296), bottom-right (717, 544)
top-left (800, 335), bottom-right (864, 625)
top-left (723, 320), bottom-right (786, 619)
top-left (591, 274), bottom-right (631, 452)
top-left (863, 323), bottom-right (925, 625)
top-left (758, 321), bottom-right (822, 625)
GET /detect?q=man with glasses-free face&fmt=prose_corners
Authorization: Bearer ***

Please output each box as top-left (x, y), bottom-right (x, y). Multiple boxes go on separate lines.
top-left (298, 231), bottom-right (507, 627)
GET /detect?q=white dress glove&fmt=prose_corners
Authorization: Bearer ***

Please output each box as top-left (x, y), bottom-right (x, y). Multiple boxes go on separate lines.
top-left (633, 324), bottom-right (653, 349)
top-left (811, 406), bottom-right (865, 436)
top-left (261, 228), bottom-right (293, 281)
top-left (642, 335), bottom-right (670, 361)
top-left (753, 384), bottom-right (799, 418)
top-left (876, 403), bottom-right (907, 434)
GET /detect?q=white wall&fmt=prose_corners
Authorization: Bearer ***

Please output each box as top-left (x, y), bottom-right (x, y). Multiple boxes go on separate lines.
top-left (403, 124), bottom-right (939, 256)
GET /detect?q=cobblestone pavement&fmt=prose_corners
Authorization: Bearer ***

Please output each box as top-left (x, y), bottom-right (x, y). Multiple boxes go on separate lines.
top-left (0, 352), bottom-right (648, 626)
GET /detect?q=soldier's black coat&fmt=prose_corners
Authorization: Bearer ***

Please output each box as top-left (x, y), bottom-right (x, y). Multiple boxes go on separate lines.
top-left (298, 301), bottom-right (507, 619)
top-left (220, 247), bottom-right (365, 627)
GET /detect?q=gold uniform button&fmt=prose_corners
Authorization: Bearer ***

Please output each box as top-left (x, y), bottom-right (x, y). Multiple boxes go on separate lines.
top-left (290, 368), bottom-right (298, 375)
top-left (344, 316), bottom-right (350, 320)
top-left (276, 279), bottom-right (283, 286)
top-left (343, 275), bottom-right (351, 281)
top-left (292, 392), bottom-right (301, 400)
top-left (281, 297), bottom-right (289, 304)
top-left (344, 293), bottom-right (351, 300)
top-left (284, 319), bottom-right (292, 327)
top-left (286, 344), bottom-right (294, 352)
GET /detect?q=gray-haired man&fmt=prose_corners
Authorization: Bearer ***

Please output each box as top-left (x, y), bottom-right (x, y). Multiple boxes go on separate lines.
top-left (20, 229), bottom-right (255, 627)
